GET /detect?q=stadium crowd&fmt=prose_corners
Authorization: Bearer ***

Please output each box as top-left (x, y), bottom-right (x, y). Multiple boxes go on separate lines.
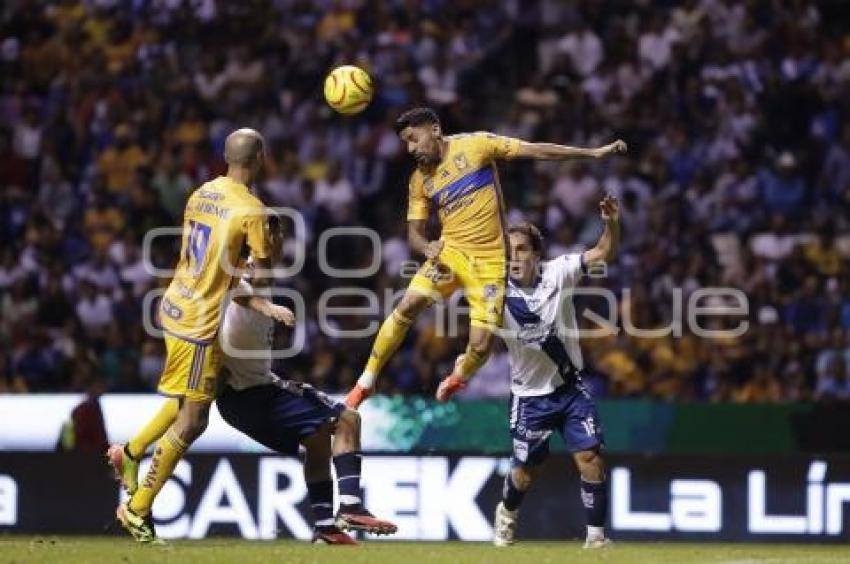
top-left (1, 0), bottom-right (849, 403)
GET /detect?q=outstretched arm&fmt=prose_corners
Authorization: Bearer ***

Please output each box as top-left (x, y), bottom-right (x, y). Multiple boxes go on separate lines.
top-left (583, 195), bottom-right (620, 266)
top-left (515, 139), bottom-right (627, 160)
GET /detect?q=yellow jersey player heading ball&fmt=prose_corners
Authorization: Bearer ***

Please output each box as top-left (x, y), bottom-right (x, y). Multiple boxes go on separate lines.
top-left (345, 107), bottom-right (627, 408)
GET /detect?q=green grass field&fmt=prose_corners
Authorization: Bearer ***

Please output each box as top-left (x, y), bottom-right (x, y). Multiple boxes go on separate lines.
top-left (0, 538), bottom-right (847, 564)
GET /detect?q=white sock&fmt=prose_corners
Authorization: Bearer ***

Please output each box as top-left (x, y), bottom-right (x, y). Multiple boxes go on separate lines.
top-left (357, 371), bottom-right (376, 389)
top-left (339, 494), bottom-right (361, 506)
top-left (587, 525), bottom-right (605, 540)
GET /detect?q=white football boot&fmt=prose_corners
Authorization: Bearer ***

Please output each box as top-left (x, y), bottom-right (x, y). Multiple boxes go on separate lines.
top-left (583, 536), bottom-right (613, 549)
top-left (493, 501), bottom-right (518, 547)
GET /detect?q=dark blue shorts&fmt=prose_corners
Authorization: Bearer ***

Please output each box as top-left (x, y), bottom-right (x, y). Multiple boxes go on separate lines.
top-left (510, 381), bottom-right (604, 467)
top-left (217, 379), bottom-right (345, 456)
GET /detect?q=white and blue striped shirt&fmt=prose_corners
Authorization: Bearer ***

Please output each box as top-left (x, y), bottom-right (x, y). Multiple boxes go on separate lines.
top-left (501, 254), bottom-right (585, 397)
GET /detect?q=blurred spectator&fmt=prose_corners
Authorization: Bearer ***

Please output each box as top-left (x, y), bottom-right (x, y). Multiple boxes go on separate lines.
top-left (815, 352), bottom-right (850, 401)
top-left (152, 150), bottom-right (193, 220)
top-left (557, 21), bottom-right (603, 78)
top-left (0, 0), bottom-right (847, 403)
top-left (38, 157), bottom-right (76, 229)
top-left (314, 160), bottom-right (355, 223)
top-left (1, 277), bottom-right (38, 340)
top-left (83, 190), bottom-right (125, 252)
top-left (759, 152), bottom-right (806, 217)
top-left (638, 15), bottom-right (679, 71)
top-left (96, 124), bottom-right (149, 197)
top-left (75, 281), bottom-right (114, 340)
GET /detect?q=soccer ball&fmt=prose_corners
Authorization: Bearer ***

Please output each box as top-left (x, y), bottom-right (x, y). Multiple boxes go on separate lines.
top-left (324, 65), bottom-right (373, 115)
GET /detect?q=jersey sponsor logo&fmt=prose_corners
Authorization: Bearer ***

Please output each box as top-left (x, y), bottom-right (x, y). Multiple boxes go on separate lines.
top-left (162, 297), bottom-right (184, 320)
top-left (197, 190), bottom-right (224, 201)
top-left (176, 282), bottom-right (195, 300)
top-left (440, 193), bottom-right (478, 216)
top-left (512, 439), bottom-right (529, 463)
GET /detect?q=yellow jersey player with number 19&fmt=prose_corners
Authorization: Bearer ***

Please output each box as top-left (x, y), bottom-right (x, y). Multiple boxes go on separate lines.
top-left (345, 107), bottom-right (627, 408)
top-left (107, 128), bottom-right (272, 543)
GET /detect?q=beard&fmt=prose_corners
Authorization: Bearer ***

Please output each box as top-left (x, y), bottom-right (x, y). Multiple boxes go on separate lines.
top-left (414, 151), bottom-right (440, 167)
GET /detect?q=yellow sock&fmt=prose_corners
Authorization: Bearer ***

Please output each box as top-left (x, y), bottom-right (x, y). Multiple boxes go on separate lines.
top-left (459, 347), bottom-right (489, 379)
top-left (126, 398), bottom-right (179, 460)
top-left (129, 428), bottom-right (188, 516)
top-left (362, 309), bottom-right (414, 380)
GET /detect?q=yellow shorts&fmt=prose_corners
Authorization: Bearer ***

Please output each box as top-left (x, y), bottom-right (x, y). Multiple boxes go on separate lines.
top-left (408, 245), bottom-right (506, 329)
top-left (158, 333), bottom-right (222, 402)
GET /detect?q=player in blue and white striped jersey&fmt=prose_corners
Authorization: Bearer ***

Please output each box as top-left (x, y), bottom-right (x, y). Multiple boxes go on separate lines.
top-left (492, 195), bottom-right (620, 549)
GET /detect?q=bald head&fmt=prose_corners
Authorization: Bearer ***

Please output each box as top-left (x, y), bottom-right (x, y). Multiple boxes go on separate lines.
top-left (224, 128), bottom-right (265, 167)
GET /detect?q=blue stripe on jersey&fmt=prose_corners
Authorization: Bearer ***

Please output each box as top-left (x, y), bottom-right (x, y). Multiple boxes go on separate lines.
top-left (540, 334), bottom-right (577, 376)
top-left (505, 295), bottom-right (541, 326)
top-left (506, 292), bottom-right (577, 376)
top-left (431, 166), bottom-right (496, 207)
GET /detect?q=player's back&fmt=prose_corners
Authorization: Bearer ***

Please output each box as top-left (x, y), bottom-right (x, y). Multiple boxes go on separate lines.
top-left (408, 132), bottom-right (520, 258)
top-left (160, 175), bottom-right (269, 343)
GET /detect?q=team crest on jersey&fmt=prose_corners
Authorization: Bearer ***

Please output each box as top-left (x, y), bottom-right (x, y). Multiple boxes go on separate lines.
top-left (453, 153), bottom-right (469, 171)
top-left (440, 168), bottom-right (451, 179)
top-left (483, 283), bottom-right (499, 300)
top-left (424, 177), bottom-right (435, 195)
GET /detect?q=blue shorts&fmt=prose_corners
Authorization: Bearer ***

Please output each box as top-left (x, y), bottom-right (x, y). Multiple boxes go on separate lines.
top-left (510, 381), bottom-right (604, 467)
top-left (217, 379), bottom-right (345, 456)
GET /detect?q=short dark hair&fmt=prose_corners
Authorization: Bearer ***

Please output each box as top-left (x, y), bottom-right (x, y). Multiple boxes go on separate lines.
top-left (507, 222), bottom-right (545, 256)
top-left (394, 107), bottom-right (441, 134)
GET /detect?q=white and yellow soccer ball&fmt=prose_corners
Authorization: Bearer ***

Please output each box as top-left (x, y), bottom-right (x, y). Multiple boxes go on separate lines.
top-left (323, 65), bottom-right (373, 115)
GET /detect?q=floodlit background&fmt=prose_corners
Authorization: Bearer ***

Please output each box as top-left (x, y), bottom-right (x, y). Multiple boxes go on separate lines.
top-left (1, 0), bottom-right (850, 546)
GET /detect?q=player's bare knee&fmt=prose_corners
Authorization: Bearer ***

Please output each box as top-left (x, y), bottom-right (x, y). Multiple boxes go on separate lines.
top-left (575, 449), bottom-right (605, 481)
top-left (339, 408), bottom-right (361, 431)
top-left (468, 330), bottom-right (494, 357)
top-left (512, 465), bottom-right (534, 491)
top-left (335, 409), bottom-right (360, 440)
top-left (397, 292), bottom-right (430, 318)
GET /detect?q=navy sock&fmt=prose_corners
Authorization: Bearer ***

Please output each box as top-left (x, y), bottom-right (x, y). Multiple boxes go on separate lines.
top-left (307, 480), bottom-right (334, 528)
top-left (581, 478), bottom-right (608, 528)
top-left (333, 452), bottom-right (363, 507)
top-left (502, 472), bottom-right (526, 512)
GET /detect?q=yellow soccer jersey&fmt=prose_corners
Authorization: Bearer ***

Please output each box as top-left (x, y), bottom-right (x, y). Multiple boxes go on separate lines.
top-left (407, 131), bottom-right (521, 257)
top-left (160, 176), bottom-right (270, 342)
